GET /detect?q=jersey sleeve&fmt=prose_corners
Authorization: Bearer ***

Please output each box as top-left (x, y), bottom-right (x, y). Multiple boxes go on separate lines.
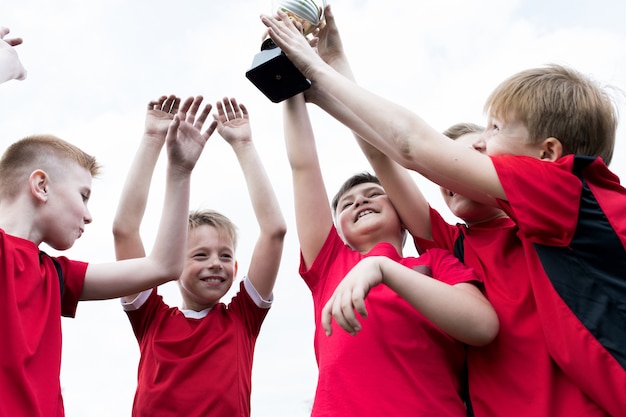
top-left (125, 288), bottom-right (163, 342)
top-left (422, 248), bottom-right (480, 286)
top-left (413, 207), bottom-right (460, 254)
top-left (55, 256), bottom-right (88, 318)
top-left (491, 154), bottom-right (581, 246)
top-left (227, 280), bottom-right (270, 337)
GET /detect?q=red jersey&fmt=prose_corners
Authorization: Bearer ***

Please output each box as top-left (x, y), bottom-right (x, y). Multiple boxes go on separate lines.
top-left (301, 227), bottom-right (479, 417)
top-left (125, 280), bottom-right (269, 417)
top-left (415, 212), bottom-right (607, 417)
top-left (492, 154), bottom-right (626, 417)
top-left (0, 230), bottom-right (87, 417)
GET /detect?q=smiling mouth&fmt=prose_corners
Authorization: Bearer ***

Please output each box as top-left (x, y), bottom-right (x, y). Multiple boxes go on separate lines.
top-left (200, 277), bottom-right (225, 283)
top-left (355, 209), bottom-right (375, 222)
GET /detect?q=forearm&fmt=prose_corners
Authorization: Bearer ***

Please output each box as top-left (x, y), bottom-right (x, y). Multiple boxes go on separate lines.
top-left (283, 95), bottom-right (334, 266)
top-left (148, 164), bottom-right (191, 278)
top-left (376, 257), bottom-right (498, 345)
top-left (231, 141), bottom-right (286, 237)
top-left (113, 137), bottom-right (163, 260)
top-left (311, 65), bottom-right (437, 168)
top-left (113, 138), bottom-right (162, 236)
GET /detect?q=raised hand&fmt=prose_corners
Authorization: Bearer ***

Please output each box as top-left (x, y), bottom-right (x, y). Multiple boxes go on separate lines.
top-left (166, 96), bottom-right (217, 172)
top-left (260, 10), bottom-right (325, 80)
top-left (313, 6), bottom-right (346, 67)
top-left (0, 26), bottom-right (26, 83)
top-left (144, 95), bottom-right (180, 144)
top-left (214, 97), bottom-right (252, 147)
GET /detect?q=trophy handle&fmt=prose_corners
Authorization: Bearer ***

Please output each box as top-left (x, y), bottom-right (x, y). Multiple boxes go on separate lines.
top-left (261, 38), bottom-right (277, 51)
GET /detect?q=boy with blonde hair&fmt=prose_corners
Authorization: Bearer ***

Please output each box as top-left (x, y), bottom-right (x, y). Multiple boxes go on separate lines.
top-left (263, 8), bottom-right (625, 416)
top-left (0, 108), bottom-right (209, 416)
top-left (114, 96), bottom-right (286, 417)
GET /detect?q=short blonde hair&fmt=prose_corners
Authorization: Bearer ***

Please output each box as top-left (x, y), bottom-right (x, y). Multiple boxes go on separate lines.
top-left (484, 64), bottom-right (618, 164)
top-left (188, 209), bottom-right (238, 250)
top-left (0, 134), bottom-right (101, 198)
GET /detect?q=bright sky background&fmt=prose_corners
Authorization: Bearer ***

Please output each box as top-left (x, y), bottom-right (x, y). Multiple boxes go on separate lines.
top-left (3, 0), bottom-right (626, 416)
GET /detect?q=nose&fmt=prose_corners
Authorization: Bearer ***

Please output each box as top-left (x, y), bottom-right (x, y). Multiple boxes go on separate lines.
top-left (472, 134), bottom-right (487, 153)
top-left (84, 207), bottom-right (93, 225)
top-left (354, 194), bottom-right (369, 207)
top-left (207, 256), bottom-right (223, 270)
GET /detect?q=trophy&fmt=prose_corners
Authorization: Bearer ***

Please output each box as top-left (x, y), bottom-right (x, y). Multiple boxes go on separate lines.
top-left (246, 0), bottom-right (326, 103)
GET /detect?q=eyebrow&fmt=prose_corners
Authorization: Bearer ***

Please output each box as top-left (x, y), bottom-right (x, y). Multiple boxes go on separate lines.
top-left (339, 185), bottom-right (385, 203)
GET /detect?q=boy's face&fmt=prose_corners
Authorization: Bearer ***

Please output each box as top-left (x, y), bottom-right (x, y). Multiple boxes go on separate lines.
top-left (479, 115), bottom-right (542, 157)
top-left (335, 182), bottom-right (402, 250)
top-left (178, 224), bottom-right (237, 311)
top-left (440, 132), bottom-right (506, 224)
top-left (41, 163), bottom-right (93, 250)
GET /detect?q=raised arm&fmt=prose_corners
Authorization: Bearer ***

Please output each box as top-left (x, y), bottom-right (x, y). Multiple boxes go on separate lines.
top-left (261, 10), bottom-right (505, 206)
top-left (311, 7), bottom-right (432, 241)
top-left (283, 93), bottom-right (334, 268)
top-left (321, 255), bottom-right (499, 346)
top-left (112, 95), bottom-right (179, 302)
top-left (0, 27), bottom-right (26, 83)
top-left (82, 96), bottom-right (216, 300)
top-left (214, 97), bottom-right (286, 300)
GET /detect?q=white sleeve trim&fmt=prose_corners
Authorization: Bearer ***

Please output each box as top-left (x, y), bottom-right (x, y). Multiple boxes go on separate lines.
top-left (121, 288), bottom-right (153, 311)
top-left (243, 276), bottom-right (273, 309)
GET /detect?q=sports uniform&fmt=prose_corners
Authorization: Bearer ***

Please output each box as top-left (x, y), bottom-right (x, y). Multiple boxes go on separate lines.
top-left (123, 278), bottom-right (270, 417)
top-left (493, 154), bottom-right (626, 417)
top-left (0, 229), bottom-right (87, 417)
top-left (302, 226), bottom-right (478, 417)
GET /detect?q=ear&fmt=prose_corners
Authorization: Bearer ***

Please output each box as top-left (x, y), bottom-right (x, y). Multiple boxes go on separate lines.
top-left (539, 137), bottom-right (563, 161)
top-left (29, 169), bottom-right (50, 202)
top-left (234, 260), bottom-right (239, 276)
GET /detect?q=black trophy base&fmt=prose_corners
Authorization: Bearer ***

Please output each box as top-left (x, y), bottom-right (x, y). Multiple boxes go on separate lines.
top-left (246, 40), bottom-right (311, 103)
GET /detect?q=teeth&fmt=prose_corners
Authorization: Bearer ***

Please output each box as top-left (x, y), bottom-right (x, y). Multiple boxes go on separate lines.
top-left (201, 278), bottom-right (222, 282)
top-left (358, 210), bottom-right (374, 219)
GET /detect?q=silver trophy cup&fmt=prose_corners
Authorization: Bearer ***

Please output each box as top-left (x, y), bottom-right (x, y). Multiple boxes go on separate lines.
top-left (246, 0), bottom-right (326, 103)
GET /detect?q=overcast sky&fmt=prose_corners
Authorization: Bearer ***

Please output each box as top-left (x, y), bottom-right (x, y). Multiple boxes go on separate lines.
top-left (3, 0), bottom-right (626, 416)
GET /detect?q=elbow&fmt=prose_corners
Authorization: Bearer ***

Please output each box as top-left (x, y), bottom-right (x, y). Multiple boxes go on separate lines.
top-left (275, 222), bottom-right (288, 241)
top-left (150, 252), bottom-right (185, 282)
top-left (112, 220), bottom-right (137, 241)
top-left (265, 219), bottom-right (288, 242)
top-left (468, 311), bottom-right (500, 347)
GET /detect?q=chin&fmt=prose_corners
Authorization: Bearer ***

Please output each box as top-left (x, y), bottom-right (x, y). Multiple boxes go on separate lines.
top-left (49, 241), bottom-right (75, 251)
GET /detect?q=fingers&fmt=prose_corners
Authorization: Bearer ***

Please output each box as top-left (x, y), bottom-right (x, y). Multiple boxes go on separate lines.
top-left (165, 115), bottom-right (181, 143)
top-left (6, 37), bottom-right (23, 47)
top-left (321, 299), bottom-right (335, 336)
top-left (147, 95), bottom-right (180, 114)
top-left (186, 96), bottom-right (203, 124)
top-left (321, 287), bottom-right (368, 336)
top-left (163, 95), bottom-right (180, 114)
top-left (195, 103), bottom-right (212, 131)
top-left (216, 97), bottom-right (246, 122)
top-left (202, 120), bottom-right (218, 141)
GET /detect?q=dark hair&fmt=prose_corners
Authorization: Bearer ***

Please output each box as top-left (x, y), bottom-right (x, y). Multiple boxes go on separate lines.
top-left (331, 172), bottom-right (381, 213)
